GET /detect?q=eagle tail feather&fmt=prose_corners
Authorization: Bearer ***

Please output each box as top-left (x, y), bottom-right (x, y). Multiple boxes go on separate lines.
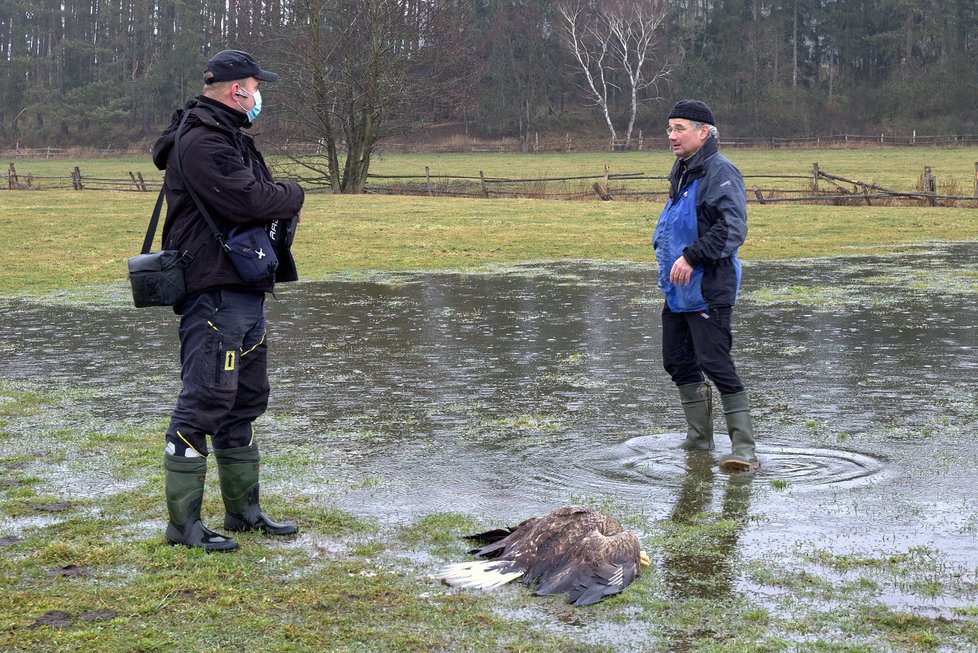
top-left (433, 560), bottom-right (524, 590)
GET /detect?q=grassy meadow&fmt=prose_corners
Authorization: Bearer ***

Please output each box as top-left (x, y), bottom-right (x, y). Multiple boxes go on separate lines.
top-left (2, 151), bottom-right (978, 651)
top-left (0, 191), bottom-right (976, 296)
top-left (2, 167), bottom-right (978, 297)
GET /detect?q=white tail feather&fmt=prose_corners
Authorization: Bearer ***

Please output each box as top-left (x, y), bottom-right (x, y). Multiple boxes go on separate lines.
top-left (433, 560), bottom-right (524, 590)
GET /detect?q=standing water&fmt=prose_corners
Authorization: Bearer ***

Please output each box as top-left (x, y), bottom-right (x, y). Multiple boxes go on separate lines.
top-left (1, 242), bottom-right (976, 620)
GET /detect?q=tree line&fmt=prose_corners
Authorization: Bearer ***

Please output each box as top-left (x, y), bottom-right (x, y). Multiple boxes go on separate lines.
top-left (1, 0), bottom-right (976, 153)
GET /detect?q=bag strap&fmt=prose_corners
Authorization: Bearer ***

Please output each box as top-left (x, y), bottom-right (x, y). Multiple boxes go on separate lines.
top-left (172, 110), bottom-right (230, 256)
top-left (140, 186), bottom-right (167, 255)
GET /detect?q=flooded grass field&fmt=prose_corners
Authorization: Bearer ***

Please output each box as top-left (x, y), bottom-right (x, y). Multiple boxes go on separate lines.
top-left (2, 242), bottom-right (977, 650)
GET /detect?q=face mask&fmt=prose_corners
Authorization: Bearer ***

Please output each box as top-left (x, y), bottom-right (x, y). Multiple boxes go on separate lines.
top-left (234, 87), bottom-right (262, 122)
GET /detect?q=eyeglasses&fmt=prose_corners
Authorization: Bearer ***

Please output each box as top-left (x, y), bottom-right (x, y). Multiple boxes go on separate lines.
top-left (666, 125), bottom-right (704, 136)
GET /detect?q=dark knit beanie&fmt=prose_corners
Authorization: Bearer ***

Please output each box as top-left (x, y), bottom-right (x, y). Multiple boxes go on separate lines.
top-left (668, 100), bottom-right (715, 126)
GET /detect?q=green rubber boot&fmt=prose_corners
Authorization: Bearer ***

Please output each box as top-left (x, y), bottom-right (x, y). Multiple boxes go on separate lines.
top-left (678, 382), bottom-right (714, 451)
top-left (718, 392), bottom-right (760, 472)
top-left (164, 454), bottom-right (238, 552)
top-left (215, 445), bottom-right (298, 536)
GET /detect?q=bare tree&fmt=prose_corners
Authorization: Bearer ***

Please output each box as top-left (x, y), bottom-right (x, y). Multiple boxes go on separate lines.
top-left (558, 0), bottom-right (670, 150)
top-left (275, 0), bottom-right (474, 193)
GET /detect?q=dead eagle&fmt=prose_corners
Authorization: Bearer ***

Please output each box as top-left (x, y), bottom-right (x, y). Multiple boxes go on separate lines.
top-left (434, 505), bottom-right (650, 606)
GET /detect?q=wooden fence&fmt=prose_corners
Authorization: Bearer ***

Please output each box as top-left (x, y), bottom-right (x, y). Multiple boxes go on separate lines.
top-left (359, 161), bottom-right (978, 207)
top-left (5, 160), bottom-right (978, 207)
top-left (0, 145), bottom-right (145, 159)
top-left (5, 163), bottom-right (156, 192)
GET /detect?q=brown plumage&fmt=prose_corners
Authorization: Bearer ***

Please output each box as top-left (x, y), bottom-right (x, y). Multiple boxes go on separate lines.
top-left (434, 505), bottom-right (648, 606)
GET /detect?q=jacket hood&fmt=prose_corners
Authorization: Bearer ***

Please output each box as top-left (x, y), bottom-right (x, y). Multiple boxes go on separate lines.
top-left (151, 97), bottom-right (249, 170)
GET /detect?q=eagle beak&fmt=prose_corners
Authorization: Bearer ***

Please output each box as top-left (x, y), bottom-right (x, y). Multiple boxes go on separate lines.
top-left (639, 550), bottom-right (650, 567)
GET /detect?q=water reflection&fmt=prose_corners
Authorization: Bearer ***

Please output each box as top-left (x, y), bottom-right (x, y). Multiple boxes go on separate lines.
top-left (662, 454), bottom-right (754, 600)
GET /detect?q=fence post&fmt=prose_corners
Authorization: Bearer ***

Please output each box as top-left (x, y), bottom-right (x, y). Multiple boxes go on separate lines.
top-left (812, 162), bottom-right (819, 193)
top-left (479, 170), bottom-right (489, 198)
top-left (603, 163), bottom-right (610, 193)
top-left (424, 165), bottom-right (432, 196)
top-left (8, 163), bottom-right (17, 190)
top-left (638, 129), bottom-right (643, 151)
top-left (913, 130), bottom-right (916, 145)
top-left (72, 166), bottom-right (84, 190)
top-left (136, 171), bottom-right (147, 192)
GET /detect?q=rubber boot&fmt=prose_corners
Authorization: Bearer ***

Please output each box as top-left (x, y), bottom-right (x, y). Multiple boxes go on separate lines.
top-left (718, 392), bottom-right (760, 472)
top-left (678, 382), bottom-right (714, 451)
top-left (164, 453), bottom-right (238, 552)
top-left (215, 444), bottom-right (298, 536)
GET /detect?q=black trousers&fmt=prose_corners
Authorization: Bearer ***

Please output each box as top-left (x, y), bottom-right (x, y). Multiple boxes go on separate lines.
top-left (166, 289), bottom-right (270, 457)
top-left (661, 303), bottom-right (744, 396)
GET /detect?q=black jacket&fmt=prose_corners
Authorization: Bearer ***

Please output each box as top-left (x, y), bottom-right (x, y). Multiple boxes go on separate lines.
top-left (151, 96), bottom-right (304, 297)
top-left (666, 136), bottom-right (747, 307)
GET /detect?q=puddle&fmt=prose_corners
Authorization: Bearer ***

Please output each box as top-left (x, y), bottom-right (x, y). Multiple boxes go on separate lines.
top-left (613, 436), bottom-right (890, 490)
top-left (2, 241), bottom-right (978, 626)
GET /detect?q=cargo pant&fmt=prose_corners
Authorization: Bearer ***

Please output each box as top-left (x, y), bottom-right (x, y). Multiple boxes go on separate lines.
top-left (165, 289), bottom-right (269, 457)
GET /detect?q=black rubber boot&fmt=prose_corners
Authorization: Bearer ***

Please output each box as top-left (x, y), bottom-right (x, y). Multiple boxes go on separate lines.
top-left (718, 392), bottom-right (760, 472)
top-left (678, 382), bottom-right (715, 451)
top-left (164, 454), bottom-right (238, 552)
top-left (215, 445), bottom-right (298, 536)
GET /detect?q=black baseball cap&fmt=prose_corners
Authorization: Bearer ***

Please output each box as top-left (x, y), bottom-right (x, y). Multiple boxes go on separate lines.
top-left (204, 50), bottom-right (279, 84)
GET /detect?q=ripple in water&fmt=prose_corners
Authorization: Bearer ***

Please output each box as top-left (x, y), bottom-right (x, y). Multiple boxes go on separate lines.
top-left (506, 434), bottom-right (889, 499)
top-left (615, 436), bottom-right (889, 489)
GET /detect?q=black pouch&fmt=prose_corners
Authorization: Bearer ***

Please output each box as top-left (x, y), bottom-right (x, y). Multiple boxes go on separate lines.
top-left (267, 215), bottom-right (298, 249)
top-left (225, 225), bottom-right (279, 283)
top-left (128, 250), bottom-right (187, 307)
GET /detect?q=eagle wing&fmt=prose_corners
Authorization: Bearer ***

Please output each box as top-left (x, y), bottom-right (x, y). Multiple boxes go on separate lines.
top-left (462, 505), bottom-right (643, 606)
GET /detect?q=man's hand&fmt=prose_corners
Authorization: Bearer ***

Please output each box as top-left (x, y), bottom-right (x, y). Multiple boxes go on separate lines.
top-left (670, 255), bottom-right (694, 286)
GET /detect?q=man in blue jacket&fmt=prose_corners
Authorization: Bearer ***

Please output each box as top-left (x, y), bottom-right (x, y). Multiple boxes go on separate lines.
top-left (652, 100), bottom-right (759, 472)
top-left (151, 50), bottom-right (305, 550)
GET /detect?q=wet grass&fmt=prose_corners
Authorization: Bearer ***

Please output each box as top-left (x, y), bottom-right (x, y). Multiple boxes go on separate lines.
top-left (3, 189), bottom-right (978, 297)
top-left (2, 378), bottom-right (978, 651)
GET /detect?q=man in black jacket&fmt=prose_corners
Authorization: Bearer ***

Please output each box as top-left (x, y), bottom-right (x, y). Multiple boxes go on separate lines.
top-left (151, 50), bottom-right (305, 551)
top-left (652, 100), bottom-right (759, 472)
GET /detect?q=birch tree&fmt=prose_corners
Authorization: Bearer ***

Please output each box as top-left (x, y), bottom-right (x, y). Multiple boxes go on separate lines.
top-left (557, 0), bottom-right (670, 149)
